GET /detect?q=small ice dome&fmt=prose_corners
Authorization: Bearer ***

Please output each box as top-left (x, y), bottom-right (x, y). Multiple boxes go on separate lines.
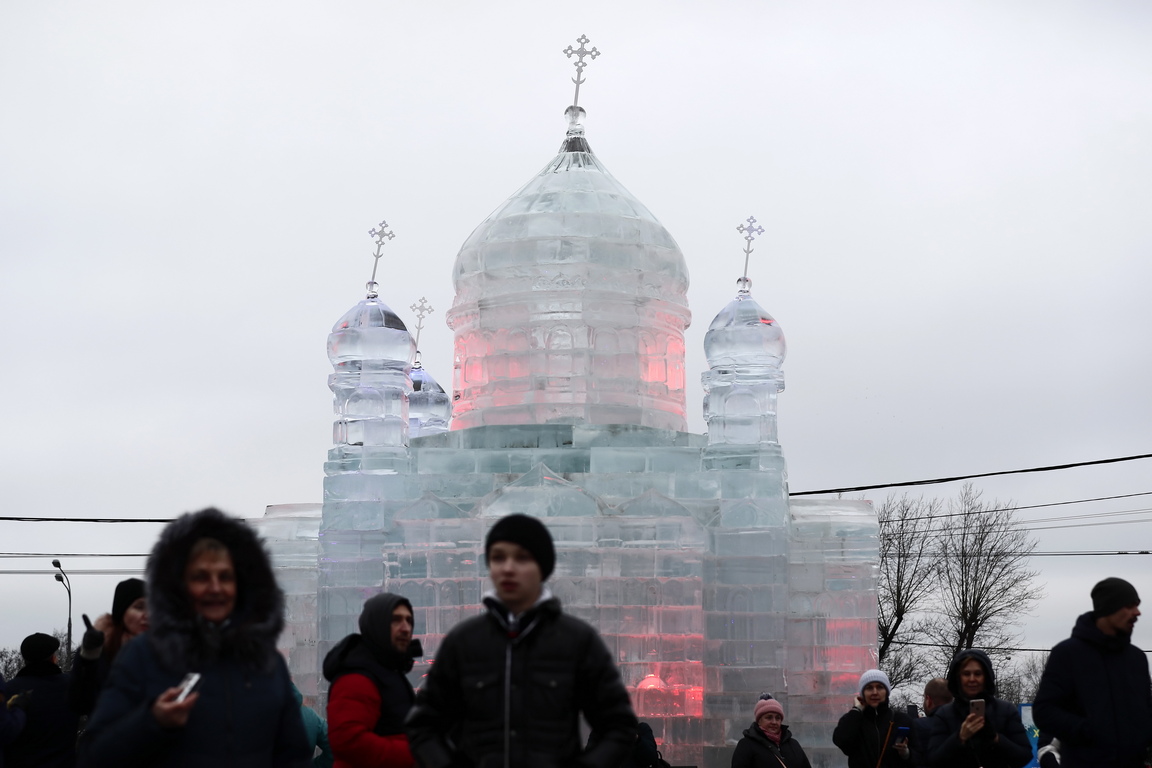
top-left (704, 288), bottom-right (786, 369)
top-left (327, 297), bottom-right (415, 367)
top-left (411, 361), bottom-right (445, 394)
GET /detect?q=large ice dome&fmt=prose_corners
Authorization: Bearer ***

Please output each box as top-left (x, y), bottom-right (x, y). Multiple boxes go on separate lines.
top-left (446, 107), bottom-right (692, 431)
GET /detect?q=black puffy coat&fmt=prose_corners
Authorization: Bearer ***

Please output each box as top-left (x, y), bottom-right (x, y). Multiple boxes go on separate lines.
top-left (731, 723), bottom-right (812, 768)
top-left (910, 708), bottom-right (943, 768)
top-left (927, 649), bottom-right (1032, 768)
top-left (2, 660), bottom-right (78, 768)
top-left (833, 700), bottom-right (915, 768)
top-left (406, 592), bottom-right (638, 768)
top-left (1033, 611), bottom-right (1152, 768)
top-left (77, 508), bottom-right (310, 768)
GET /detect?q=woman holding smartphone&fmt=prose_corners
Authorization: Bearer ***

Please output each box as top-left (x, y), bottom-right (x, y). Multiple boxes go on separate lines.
top-left (927, 649), bottom-right (1032, 768)
top-left (833, 669), bottom-right (915, 767)
top-left (79, 508), bottom-right (311, 767)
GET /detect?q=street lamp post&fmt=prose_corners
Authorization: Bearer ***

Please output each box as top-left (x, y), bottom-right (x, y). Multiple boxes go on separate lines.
top-left (52, 558), bottom-right (72, 668)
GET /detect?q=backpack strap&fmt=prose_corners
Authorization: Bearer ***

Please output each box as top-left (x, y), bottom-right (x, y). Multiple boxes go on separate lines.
top-left (875, 720), bottom-right (895, 768)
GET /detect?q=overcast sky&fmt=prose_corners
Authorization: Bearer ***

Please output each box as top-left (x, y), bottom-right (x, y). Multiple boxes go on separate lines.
top-left (2, 1), bottom-right (1150, 663)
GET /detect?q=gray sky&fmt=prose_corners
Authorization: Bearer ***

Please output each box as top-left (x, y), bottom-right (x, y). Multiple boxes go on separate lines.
top-left (2, 1), bottom-right (1150, 666)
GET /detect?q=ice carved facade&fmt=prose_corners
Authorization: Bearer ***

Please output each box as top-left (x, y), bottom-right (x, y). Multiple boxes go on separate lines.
top-left (259, 98), bottom-right (880, 768)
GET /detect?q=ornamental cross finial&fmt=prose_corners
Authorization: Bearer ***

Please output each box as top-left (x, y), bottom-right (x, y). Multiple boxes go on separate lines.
top-left (409, 297), bottom-right (434, 355)
top-left (365, 220), bottom-right (395, 298)
top-left (563, 34), bottom-right (601, 107)
top-left (736, 215), bottom-right (765, 285)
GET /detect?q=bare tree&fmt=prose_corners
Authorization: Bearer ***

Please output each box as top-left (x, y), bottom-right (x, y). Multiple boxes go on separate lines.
top-left (996, 651), bottom-right (1049, 705)
top-left (877, 494), bottom-right (942, 689)
top-left (0, 647), bottom-right (20, 681)
top-left (0, 628), bottom-right (73, 680)
top-left (923, 484), bottom-right (1042, 669)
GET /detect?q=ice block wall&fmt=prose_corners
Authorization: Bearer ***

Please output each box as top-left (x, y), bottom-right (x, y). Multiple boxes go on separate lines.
top-left (251, 503), bottom-right (322, 706)
top-left (305, 424), bottom-right (879, 768)
top-left (787, 500), bottom-right (879, 768)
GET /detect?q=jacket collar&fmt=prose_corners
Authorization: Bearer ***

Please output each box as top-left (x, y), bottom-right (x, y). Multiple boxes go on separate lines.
top-left (482, 587), bottom-right (559, 638)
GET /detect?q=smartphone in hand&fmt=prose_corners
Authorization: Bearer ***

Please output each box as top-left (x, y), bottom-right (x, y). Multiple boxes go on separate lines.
top-left (174, 672), bottom-right (201, 704)
top-left (969, 699), bottom-right (985, 718)
top-left (896, 725), bottom-right (911, 743)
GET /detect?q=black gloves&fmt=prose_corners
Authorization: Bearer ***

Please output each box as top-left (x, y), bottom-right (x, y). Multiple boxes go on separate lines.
top-left (80, 613), bottom-right (105, 659)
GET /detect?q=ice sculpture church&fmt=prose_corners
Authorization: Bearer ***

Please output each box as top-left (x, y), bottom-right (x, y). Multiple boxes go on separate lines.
top-left (257, 37), bottom-right (879, 768)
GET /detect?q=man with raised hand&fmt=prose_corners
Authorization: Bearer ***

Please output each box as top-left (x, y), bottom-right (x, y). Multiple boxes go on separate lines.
top-left (1034, 577), bottom-right (1152, 768)
top-left (406, 513), bottom-right (637, 768)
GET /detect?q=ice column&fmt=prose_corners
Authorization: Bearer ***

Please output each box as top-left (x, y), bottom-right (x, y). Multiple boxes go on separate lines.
top-left (325, 296), bottom-right (415, 474)
top-left (702, 276), bottom-right (787, 475)
top-left (321, 289), bottom-right (416, 660)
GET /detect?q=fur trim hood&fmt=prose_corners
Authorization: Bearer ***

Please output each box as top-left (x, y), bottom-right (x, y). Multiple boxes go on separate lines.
top-left (145, 507), bottom-right (284, 673)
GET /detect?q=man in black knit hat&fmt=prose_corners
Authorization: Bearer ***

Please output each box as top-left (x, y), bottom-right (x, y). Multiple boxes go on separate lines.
top-left (1034, 577), bottom-right (1152, 768)
top-left (406, 513), bottom-right (637, 768)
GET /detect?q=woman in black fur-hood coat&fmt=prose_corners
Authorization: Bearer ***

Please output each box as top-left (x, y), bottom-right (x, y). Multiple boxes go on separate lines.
top-left (78, 507), bottom-right (310, 768)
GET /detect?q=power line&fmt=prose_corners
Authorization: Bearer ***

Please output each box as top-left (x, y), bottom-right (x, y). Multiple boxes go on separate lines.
top-left (792, 452), bottom-right (1152, 496)
top-left (879, 492), bottom-right (1152, 524)
top-left (0, 569), bottom-right (144, 575)
top-left (0, 516), bottom-right (173, 523)
top-left (0, 553), bottom-right (148, 558)
top-left (1, 453), bottom-right (1150, 523)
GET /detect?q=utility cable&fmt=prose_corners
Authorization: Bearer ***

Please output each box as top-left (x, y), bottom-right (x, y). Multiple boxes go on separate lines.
top-left (791, 452), bottom-right (1152, 496)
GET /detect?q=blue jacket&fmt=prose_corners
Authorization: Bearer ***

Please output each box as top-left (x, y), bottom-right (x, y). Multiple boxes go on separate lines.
top-left (1033, 611), bottom-right (1152, 768)
top-left (78, 633), bottom-right (308, 768)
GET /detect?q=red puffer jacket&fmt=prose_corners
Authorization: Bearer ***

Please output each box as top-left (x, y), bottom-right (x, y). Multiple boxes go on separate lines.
top-left (327, 672), bottom-right (415, 768)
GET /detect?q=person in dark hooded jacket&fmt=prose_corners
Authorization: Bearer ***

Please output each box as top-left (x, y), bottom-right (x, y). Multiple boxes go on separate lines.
top-left (323, 592), bottom-right (422, 768)
top-left (731, 696), bottom-right (812, 768)
top-left (927, 649), bottom-right (1031, 768)
top-left (78, 507), bottom-right (310, 768)
top-left (833, 669), bottom-right (914, 768)
top-left (1033, 576), bottom-right (1152, 768)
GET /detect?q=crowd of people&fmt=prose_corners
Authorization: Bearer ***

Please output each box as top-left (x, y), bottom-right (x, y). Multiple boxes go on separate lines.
top-left (1, 506), bottom-right (1149, 768)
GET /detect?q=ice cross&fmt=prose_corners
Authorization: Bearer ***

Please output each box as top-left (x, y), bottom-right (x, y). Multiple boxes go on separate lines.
top-left (365, 220), bottom-right (396, 298)
top-left (409, 297), bottom-right (435, 354)
top-left (736, 215), bottom-right (765, 282)
top-left (563, 34), bottom-right (601, 107)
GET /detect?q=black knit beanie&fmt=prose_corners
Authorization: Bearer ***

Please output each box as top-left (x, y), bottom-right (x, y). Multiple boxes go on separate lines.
top-left (112, 577), bottom-right (146, 626)
top-left (1092, 577), bottom-right (1140, 616)
top-left (485, 514), bottom-right (556, 581)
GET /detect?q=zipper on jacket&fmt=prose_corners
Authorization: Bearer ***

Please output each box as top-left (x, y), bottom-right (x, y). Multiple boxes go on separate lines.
top-left (503, 641), bottom-right (512, 768)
